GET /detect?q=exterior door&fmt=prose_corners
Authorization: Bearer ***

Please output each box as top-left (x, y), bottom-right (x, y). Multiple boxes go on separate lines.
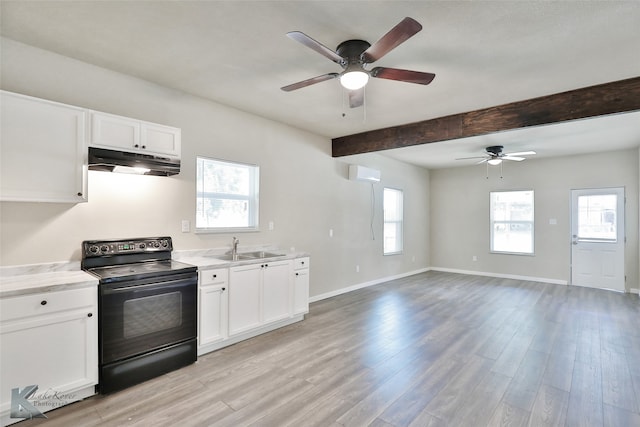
top-left (571, 187), bottom-right (625, 291)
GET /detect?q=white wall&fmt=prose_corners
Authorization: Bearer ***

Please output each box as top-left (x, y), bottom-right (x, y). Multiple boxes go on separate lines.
top-left (0, 38), bottom-right (431, 298)
top-left (430, 149), bottom-right (639, 290)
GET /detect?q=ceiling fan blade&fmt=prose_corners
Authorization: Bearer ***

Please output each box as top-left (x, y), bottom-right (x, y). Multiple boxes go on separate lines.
top-left (456, 156), bottom-right (489, 160)
top-left (505, 150), bottom-right (536, 156)
top-left (371, 67), bottom-right (436, 85)
top-left (362, 17), bottom-right (422, 63)
top-left (281, 73), bottom-right (339, 92)
top-left (348, 88), bottom-right (364, 108)
top-left (502, 156), bottom-right (525, 161)
top-left (286, 31), bottom-right (344, 65)
top-left (476, 159), bottom-right (489, 165)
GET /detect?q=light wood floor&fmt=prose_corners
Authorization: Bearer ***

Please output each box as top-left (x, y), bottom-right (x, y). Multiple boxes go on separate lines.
top-left (16, 271), bottom-right (640, 427)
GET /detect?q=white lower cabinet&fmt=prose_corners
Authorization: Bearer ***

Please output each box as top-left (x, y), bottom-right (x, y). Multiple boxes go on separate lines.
top-left (0, 287), bottom-right (98, 425)
top-left (229, 259), bottom-right (291, 336)
top-left (293, 257), bottom-right (310, 315)
top-left (197, 257), bottom-right (309, 356)
top-left (228, 263), bottom-right (263, 336)
top-left (197, 268), bottom-right (228, 354)
top-left (262, 260), bottom-right (293, 324)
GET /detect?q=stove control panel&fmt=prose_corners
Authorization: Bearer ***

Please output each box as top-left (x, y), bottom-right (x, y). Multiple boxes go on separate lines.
top-left (82, 237), bottom-right (172, 258)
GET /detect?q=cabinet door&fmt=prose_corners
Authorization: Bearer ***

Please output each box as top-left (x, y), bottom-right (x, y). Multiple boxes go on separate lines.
top-left (1, 91), bottom-right (88, 203)
top-left (199, 284), bottom-right (228, 346)
top-left (91, 112), bottom-right (140, 151)
top-left (0, 308), bottom-right (98, 416)
top-left (228, 264), bottom-right (262, 336)
top-left (141, 123), bottom-right (180, 157)
top-left (262, 261), bottom-right (292, 324)
top-left (293, 269), bottom-right (309, 315)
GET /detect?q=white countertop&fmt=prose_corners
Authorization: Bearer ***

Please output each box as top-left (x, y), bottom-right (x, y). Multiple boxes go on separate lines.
top-left (0, 246), bottom-right (309, 298)
top-left (177, 251), bottom-right (310, 270)
top-left (0, 269), bottom-right (98, 298)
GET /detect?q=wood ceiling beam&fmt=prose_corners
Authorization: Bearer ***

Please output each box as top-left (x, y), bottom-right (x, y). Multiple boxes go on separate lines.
top-left (332, 76), bottom-right (640, 157)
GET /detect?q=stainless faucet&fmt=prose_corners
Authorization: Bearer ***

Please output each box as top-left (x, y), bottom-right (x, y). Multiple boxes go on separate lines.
top-left (232, 237), bottom-right (239, 258)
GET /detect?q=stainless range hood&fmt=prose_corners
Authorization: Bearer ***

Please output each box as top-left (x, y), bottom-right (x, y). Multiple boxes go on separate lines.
top-left (88, 147), bottom-right (180, 176)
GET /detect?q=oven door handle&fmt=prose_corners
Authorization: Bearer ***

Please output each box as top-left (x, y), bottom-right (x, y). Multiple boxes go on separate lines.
top-left (101, 277), bottom-right (196, 295)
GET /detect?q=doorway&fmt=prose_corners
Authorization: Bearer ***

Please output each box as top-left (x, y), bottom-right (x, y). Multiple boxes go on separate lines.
top-left (570, 187), bottom-right (625, 292)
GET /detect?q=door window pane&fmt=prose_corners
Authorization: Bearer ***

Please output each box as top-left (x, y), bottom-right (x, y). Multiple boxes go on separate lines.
top-left (577, 194), bottom-right (617, 241)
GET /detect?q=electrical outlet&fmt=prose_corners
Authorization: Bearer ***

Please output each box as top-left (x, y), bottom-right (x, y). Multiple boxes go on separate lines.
top-left (329, 229), bottom-right (333, 238)
top-left (181, 220), bottom-right (190, 233)
top-left (268, 221), bottom-right (274, 231)
top-left (356, 265), bottom-right (360, 273)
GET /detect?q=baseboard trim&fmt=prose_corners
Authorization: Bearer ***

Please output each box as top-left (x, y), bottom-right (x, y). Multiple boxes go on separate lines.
top-left (429, 267), bottom-right (568, 285)
top-left (630, 288), bottom-right (639, 295)
top-left (309, 267), bottom-right (431, 303)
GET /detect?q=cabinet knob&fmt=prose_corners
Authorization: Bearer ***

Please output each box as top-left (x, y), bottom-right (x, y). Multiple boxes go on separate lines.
top-left (142, 145), bottom-right (146, 149)
top-left (222, 287), bottom-right (226, 291)
top-left (301, 261), bottom-right (305, 265)
top-left (87, 313), bottom-right (93, 317)
top-left (296, 273), bottom-right (299, 276)
top-left (40, 300), bottom-right (47, 306)
top-left (134, 144), bottom-right (139, 148)
top-left (77, 192), bottom-right (83, 197)
top-left (213, 274), bottom-right (217, 278)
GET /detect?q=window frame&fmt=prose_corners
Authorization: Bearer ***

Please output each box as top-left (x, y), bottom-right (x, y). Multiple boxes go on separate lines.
top-left (195, 156), bottom-right (260, 233)
top-left (490, 190), bottom-right (535, 255)
top-left (383, 187), bottom-right (404, 256)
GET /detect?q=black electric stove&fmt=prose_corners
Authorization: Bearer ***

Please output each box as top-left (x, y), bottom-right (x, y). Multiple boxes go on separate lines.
top-left (81, 237), bottom-right (197, 394)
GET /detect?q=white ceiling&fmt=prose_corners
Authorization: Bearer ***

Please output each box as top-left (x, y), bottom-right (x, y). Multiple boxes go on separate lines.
top-left (1, 1), bottom-right (639, 168)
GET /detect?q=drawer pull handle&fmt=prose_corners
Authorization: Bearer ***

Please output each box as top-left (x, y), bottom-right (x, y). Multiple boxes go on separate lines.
top-left (41, 300), bottom-right (47, 306)
top-left (87, 313), bottom-right (93, 318)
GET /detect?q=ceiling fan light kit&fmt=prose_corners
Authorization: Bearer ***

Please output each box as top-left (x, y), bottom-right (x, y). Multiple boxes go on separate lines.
top-left (340, 69), bottom-right (369, 90)
top-left (281, 17), bottom-right (436, 108)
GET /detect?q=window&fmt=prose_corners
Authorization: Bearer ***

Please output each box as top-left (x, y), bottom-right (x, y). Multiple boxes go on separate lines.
top-left (196, 157), bottom-right (259, 232)
top-left (383, 188), bottom-right (403, 255)
top-left (490, 190), bottom-right (534, 254)
top-left (577, 194), bottom-right (617, 241)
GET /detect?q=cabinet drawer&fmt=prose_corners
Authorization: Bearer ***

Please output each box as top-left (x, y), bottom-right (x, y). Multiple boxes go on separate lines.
top-left (199, 268), bottom-right (228, 286)
top-left (293, 257), bottom-right (310, 270)
top-left (1, 287), bottom-right (96, 323)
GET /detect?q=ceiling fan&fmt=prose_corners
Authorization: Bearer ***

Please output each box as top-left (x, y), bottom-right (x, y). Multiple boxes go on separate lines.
top-left (457, 146), bottom-right (537, 165)
top-left (280, 17), bottom-right (436, 108)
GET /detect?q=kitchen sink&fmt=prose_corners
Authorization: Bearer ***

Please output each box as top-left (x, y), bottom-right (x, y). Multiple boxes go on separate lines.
top-left (215, 251), bottom-right (285, 261)
top-left (240, 251), bottom-right (286, 259)
top-left (215, 254), bottom-right (255, 261)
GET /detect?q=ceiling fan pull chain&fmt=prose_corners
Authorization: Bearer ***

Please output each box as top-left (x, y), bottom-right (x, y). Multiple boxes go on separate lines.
top-left (363, 87), bottom-right (367, 123)
top-left (500, 161), bottom-right (504, 179)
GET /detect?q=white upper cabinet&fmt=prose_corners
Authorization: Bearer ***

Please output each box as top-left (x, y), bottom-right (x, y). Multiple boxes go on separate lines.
top-left (91, 112), bottom-right (180, 158)
top-left (0, 91), bottom-right (88, 203)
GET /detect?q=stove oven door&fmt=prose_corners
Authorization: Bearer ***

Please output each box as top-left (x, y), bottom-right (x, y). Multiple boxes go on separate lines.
top-left (99, 271), bottom-right (197, 365)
